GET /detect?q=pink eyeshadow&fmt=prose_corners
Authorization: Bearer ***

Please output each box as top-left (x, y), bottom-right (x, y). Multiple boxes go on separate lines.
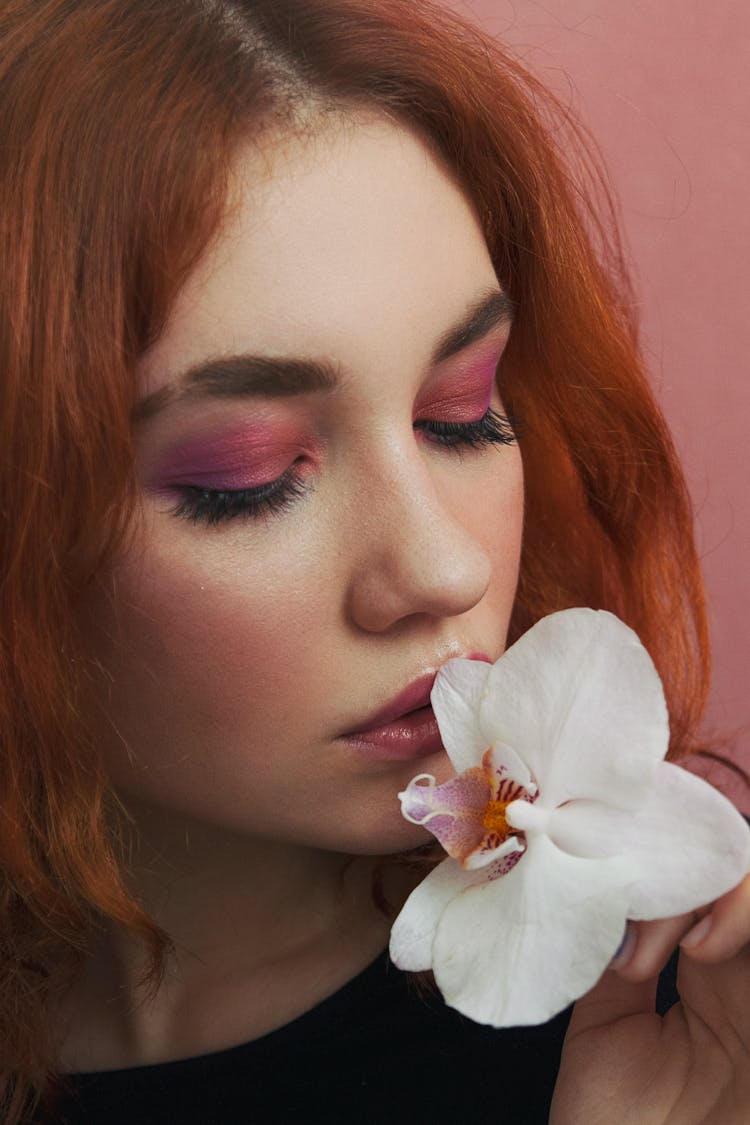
top-left (415, 350), bottom-right (500, 422)
top-left (141, 423), bottom-right (311, 493)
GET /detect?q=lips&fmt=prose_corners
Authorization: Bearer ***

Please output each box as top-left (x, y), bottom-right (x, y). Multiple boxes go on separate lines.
top-left (346, 672), bottom-right (438, 736)
top-left (341, 653), bottom-right (491, 763)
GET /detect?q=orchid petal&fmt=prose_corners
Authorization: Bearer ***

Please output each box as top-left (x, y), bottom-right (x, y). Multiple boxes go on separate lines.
top-left (431, 833), bottom-right (635, 1026)
top-left (462, 834), bottom-right (523, 870)
top-left (485, 741), bottom-right (537, 796)
top-left (479, 610), bottom-right (668, 808)
top-left (431, 658), bottom-right (491, 773)
top-left (392, 608), bottom-right (750, 1030)
top-left (623, 762), bottom-right (750, 919)
top-left (543, 799), bottom-right (633, 859)
top-left (389, 858), bottom-right (487, 972)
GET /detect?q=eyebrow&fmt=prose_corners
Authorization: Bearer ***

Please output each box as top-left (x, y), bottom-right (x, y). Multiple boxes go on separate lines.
top-left (135, 288), bottom-right (514, 422)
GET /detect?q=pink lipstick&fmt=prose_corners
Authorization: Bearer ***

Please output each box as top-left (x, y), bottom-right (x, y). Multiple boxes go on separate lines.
top-left (342, 674), bottom-right (442, 762)
top-left (354, 672), bottom-right (437, 732)
top-left (342, 656), bottom-right (490, 762)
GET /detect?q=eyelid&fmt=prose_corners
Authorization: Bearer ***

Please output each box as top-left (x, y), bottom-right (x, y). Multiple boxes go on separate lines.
top-left (156, 461), bottom-right (292, 492)
top-left (415, 346), bottom-right (505, 421)
top-left (139, 422), bottom-right (319, 493)
top-left (169, 464), bottom-right (310, 525)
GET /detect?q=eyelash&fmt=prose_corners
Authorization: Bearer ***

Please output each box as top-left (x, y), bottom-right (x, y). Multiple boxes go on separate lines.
top-left (170, 466), bottom-right (308, 525)
top-left (414, 407), bottom-right (517, 450)
top-left (170, 408), bottom-right (517, 525)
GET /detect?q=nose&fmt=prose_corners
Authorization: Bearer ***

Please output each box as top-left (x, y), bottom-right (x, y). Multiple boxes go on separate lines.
top-left (346, 456), bottom-right (493, 633)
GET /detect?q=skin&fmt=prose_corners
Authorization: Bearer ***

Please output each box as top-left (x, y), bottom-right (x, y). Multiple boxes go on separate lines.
top-left (94, 116), bottom-right (522, 859)
top-left (67, 116), bottom-right (524, 1069)
top-left (68, 114), bottom-right (750, 1120)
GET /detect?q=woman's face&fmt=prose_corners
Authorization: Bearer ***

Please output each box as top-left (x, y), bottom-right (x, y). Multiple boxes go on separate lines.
top-left (89, 116), bottom-right (524, 854)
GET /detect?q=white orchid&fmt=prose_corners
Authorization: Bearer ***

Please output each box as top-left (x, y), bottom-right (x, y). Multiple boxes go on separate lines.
top-left (389, 608), bottom-right (750, 1027)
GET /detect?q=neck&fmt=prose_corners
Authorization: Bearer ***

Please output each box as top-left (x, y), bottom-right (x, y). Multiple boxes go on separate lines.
top-left (58, 799), bottom-right (398, 1072)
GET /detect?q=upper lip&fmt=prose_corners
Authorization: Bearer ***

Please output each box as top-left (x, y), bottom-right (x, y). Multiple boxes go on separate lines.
top-left (345, 672), bottom-right (438, 736)
top-left (342, 651), bottom-right (491, 737)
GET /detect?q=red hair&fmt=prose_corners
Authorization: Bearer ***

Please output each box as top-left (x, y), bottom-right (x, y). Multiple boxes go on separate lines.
top-left (0, 0), bottom-right (708, 1116)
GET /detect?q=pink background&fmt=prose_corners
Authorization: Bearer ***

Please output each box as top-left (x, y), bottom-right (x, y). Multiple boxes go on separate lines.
top-left (450, 0), bottom-right (749, 806)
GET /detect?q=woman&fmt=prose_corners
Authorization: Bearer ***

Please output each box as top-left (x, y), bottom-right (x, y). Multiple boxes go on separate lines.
top-left (1, 0), bottom-right (748, 1121)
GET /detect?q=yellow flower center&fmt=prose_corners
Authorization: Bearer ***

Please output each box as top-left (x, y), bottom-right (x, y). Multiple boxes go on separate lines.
top-left (482, 799), bottom-right (511, 839)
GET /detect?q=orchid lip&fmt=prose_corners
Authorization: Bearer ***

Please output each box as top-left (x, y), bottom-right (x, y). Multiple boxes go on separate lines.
top-left (341, 652), bottom-right (491, 737)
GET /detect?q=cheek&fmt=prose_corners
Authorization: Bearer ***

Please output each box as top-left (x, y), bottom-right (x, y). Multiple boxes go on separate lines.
top-left (491, 518), bottom-right (523, 622)
top-left (458, 446), bottom-right (524, 616)
top-left (496, 447), bottom-right (524, 571)
top-left (83, 445), bottom-right (524, 834)
top-left (85, 527), bottom-right (335, 795)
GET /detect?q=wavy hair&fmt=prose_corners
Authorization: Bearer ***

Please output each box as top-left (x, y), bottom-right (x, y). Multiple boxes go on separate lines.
top-left (0, 0), bottom-right (708, 1117)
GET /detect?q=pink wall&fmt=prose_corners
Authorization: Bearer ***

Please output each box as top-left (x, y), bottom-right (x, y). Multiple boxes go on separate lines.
top-left (450, 0), bottom-right (749, 806)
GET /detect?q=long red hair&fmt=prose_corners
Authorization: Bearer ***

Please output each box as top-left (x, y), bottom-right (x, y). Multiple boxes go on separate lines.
top-left (0, 0), bottom-right (708, 1117)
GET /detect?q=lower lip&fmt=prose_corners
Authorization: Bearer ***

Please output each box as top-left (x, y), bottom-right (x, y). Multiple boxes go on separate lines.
top-left (343, 705), bottom-right (444, 762)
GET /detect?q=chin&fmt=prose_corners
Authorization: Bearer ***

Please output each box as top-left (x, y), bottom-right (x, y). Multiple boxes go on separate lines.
top-left (330, 805), bottom-right (437, 858)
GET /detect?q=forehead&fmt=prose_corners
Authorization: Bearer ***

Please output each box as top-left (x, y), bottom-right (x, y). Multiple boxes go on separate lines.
top-left (139, 115), bottom-right (499, 397)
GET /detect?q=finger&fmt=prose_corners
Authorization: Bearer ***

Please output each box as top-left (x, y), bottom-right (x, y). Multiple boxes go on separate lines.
top-left (677, 937), bottom-right (750, 1039)
top-left (680, 870), bottom-right (750, 962)
top-left (566, 966), bottom-right (657, 1035)
top-left (611, 915), bottom-right (695, 983)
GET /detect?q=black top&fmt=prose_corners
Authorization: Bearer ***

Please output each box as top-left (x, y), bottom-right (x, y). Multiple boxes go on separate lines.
top-left (43, 951), bottom-right (679, 1124)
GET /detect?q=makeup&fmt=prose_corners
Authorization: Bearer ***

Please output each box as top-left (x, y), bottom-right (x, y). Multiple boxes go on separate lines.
top-left (413, 341), bottom-right (505, 425)
top-left (140, 422), bottom-right (315, 495)
top-left (342, 657), bottom-right (491, 762)
top-left (345, 704), bottom-right (443, 762)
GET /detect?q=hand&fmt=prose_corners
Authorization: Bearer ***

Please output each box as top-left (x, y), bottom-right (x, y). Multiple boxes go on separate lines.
top-left (550, 873), bottom-right (750, 1125)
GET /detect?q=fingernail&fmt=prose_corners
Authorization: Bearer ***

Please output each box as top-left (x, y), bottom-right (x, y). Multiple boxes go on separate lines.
top-left (681, 915), bottom-right (712, 950)
top-left (610, 922), bottom-right (637, 968)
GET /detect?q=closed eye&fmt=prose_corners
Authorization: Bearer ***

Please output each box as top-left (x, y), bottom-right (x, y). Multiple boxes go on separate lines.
top-left (165, 408), bottom-right (518, 526)
top-left (169, 464), bottom-right (309, 525)
top-left (415, 407), bottom-right (517, 450)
